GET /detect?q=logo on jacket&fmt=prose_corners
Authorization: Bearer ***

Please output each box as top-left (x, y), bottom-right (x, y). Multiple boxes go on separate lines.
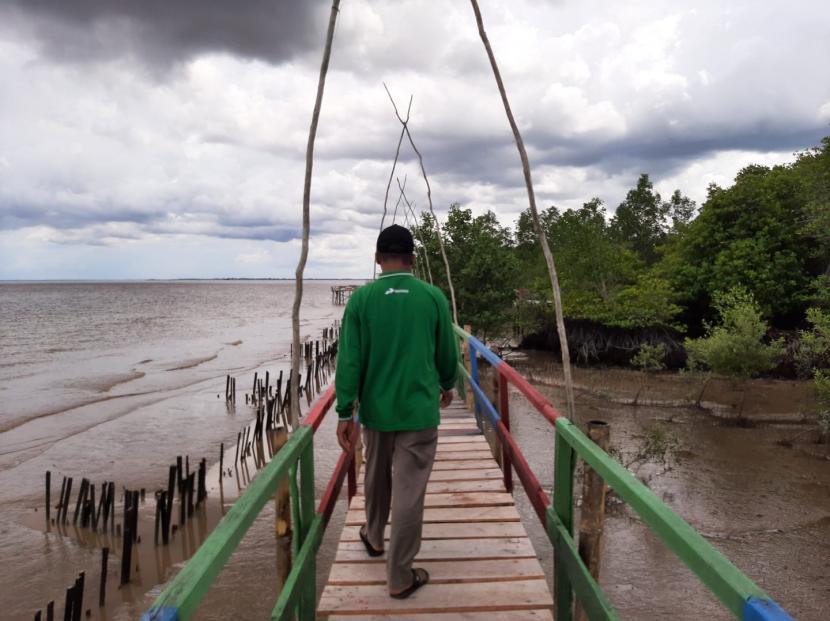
top-left (384, 287), bottom-right (410, 295)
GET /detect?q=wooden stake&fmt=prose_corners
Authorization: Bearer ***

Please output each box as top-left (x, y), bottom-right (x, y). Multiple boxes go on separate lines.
top-left (160, 491), bottom-right (170, 545)
top-left (73, 572), bottom-right (84, 621)
top-left (165, 466), bottom-right (175, 538)
top-left (56, 476), bottom-right (66, 520)
top-left (99, 548), bottom-right (108, 607)
top-left (45, 471), bottom-right (51, 523)
top-left (72, 478), bottom-right (88, 525)
top-left (154, 492), bottom-right (162, 545)
top-left (120, 527), bottom-right (132, 585)
top-left (63, 586), bottom-right (73, 621)
top-left (107, 482), bottom-right (115, 533)
top-left (575, 420), bottom-right (610, 621)
top-left (463, 324), bottom-right (474, 410)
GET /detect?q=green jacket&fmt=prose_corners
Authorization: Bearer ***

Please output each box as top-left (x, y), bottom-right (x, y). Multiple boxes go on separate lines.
top-left (335, 270), bottom-right (458, 431)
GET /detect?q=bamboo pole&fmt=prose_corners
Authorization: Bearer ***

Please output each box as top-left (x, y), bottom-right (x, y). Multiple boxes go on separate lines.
top-left (383, 83), bottom-right (458, 321)
top-left (397, 177), bottom-right (433, 284)
top-left (375, 97), bottom-right (413, 278)
top-left (469, 0), bottom-right (576, 418)
top-left (291, 0), bottom-right (341, 428)
top-left (575, 421), bottom-right (610, 621)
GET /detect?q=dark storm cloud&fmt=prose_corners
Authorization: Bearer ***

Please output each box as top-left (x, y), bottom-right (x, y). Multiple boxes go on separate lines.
top-left (2, 0), bottom-right (328, 68)
top-left (525, 123), bottom-right (830, 185)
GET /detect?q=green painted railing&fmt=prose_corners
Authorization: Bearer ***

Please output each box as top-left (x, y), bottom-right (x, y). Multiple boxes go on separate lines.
top-left (141, 386), bottom-right (347, 621)
top-left (141, 324), bottom-right (792, 621)
top-left (454, 324), bottom-right (792, 621)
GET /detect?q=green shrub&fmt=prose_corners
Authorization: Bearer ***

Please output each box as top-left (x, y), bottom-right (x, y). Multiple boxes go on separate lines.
top-left (815, 369), bottom-right (830, 435)
top-left (632, 342), bottom-right (667, 371)
top-left (685, 287), bottom-right (783, 378)
top-left (795, 307), bottom-right (830, 377)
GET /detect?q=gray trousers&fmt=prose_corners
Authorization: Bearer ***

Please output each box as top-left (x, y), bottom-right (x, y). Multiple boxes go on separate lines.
top-left (363, 427), bottom-right (438, 590)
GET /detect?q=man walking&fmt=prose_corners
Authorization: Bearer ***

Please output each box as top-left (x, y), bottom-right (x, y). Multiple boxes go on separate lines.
top-left (335, 224), bottom-right (458, 599)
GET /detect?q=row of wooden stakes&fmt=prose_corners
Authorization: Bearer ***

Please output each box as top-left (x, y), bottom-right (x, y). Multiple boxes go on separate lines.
top-left (35, 324), bottom-right (340, 620)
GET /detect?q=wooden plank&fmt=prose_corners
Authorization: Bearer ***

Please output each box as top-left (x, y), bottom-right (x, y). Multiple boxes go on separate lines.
top-left (353, 479), bottom-right (505, 495)
top-left (424, 468), bottom-right (504, 481)
top-left (335, 537), bottom-right (535, 562)
top-left (437, 435), bottom-right (488, 444)
top-left (430, 459), bottom-right (496, 471)
top-left (436, 442), bottom-right (491, 451)
top-left (318, 579), bottom-right (553, 615)
top-left (425, 479), bottom-right (505, 493)
top-left (350, 492), bottom-right (514, 510)
top-left (346, 505), bottom-right (522, 525)
top-left (435, 450), bottom-right (494, 461)
top-left (328, 558), bottom-right (546, 585)
top-left (324, 612), bottom-right (553, 621)
top-left (358, 468), bottom-right (503, 485)
top-left (439, 429), bottom-right (479, 434)
top-left (340, 521), bottom-right (528, 542)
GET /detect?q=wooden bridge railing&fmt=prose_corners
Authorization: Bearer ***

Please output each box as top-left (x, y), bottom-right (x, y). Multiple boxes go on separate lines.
top-left (454, 324), bottom-right (793, 621)
top-left (140, 323), bottom-right (794, 621)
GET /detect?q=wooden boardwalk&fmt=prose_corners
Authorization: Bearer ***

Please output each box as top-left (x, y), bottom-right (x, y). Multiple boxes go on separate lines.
top-left (318, 402), bottom-right (554, 620)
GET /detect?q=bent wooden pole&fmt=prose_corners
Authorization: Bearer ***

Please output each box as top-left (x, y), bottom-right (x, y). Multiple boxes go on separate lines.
top-left (469, 0), bottom-right (575, 418)
top-left (383, 83), bottom-right (458, 322)
top-left (290, 0), bottom-right (341, 428)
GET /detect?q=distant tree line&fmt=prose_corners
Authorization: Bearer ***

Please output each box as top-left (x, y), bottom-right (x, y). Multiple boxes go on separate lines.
top-left (411, 136), bottom-right (829, 395)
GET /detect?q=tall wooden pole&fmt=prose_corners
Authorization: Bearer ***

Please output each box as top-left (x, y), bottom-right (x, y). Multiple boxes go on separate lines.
top-left (469, 0), bottom-right (576, 419)
top-left (290, 0), bottom-right (341, 428)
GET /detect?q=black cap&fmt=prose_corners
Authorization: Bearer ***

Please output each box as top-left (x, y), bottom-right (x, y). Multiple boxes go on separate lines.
top-left (376, 224), bottom-right (415, 254)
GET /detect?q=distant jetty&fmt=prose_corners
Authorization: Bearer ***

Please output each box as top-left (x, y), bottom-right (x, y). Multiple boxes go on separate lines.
top-left (331, 284), bottom-right (358, 305)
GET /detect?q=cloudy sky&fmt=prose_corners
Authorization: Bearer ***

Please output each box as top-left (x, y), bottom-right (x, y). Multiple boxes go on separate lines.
top-left (1, 0), bottom-right (828, 279)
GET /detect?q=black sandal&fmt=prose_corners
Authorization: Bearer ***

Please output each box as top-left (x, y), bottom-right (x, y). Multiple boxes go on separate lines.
top-left (390, 568), bottom-right (429, 599)
top-left (359, 525), bottom-right (384, 557)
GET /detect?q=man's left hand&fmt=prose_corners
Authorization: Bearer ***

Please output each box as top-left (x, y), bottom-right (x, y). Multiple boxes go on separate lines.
top-left (440, 388), bottom-right (454, 408)
top-left (336, 420), bottom-right (354, 451)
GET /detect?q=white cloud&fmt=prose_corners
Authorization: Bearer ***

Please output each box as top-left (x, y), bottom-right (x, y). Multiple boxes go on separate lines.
top-left (0, 0), bottom-right (828, 278)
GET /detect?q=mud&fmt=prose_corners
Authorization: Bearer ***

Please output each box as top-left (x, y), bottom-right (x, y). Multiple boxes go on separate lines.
top-left (503, 351), bottom-right (830, 621)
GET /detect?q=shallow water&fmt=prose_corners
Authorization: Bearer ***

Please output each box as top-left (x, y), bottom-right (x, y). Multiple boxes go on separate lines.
top-left (2, 283), bottom-right (828, 620)
top-left (0, 280), bottom-right (355, 620)
top-left (505, 352), bottom-right (830, 621)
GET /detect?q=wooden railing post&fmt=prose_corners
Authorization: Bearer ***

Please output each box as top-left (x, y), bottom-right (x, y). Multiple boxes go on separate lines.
top-left (297, 440), bottom-right (316, 621)
top-left (498, 373), bottom-right (513, 493)
top-left (575, 421), bottom-right (610, 621)
top-left (273, 429), bottom-right (292, 603)
top-left (463, 324), bottom-right (474, 410)
top-left (553, 430), bottom-right (576, 621)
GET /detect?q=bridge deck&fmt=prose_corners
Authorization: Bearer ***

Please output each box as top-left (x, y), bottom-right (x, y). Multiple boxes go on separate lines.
top-left (318, 403), bottom-right (554, 620)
